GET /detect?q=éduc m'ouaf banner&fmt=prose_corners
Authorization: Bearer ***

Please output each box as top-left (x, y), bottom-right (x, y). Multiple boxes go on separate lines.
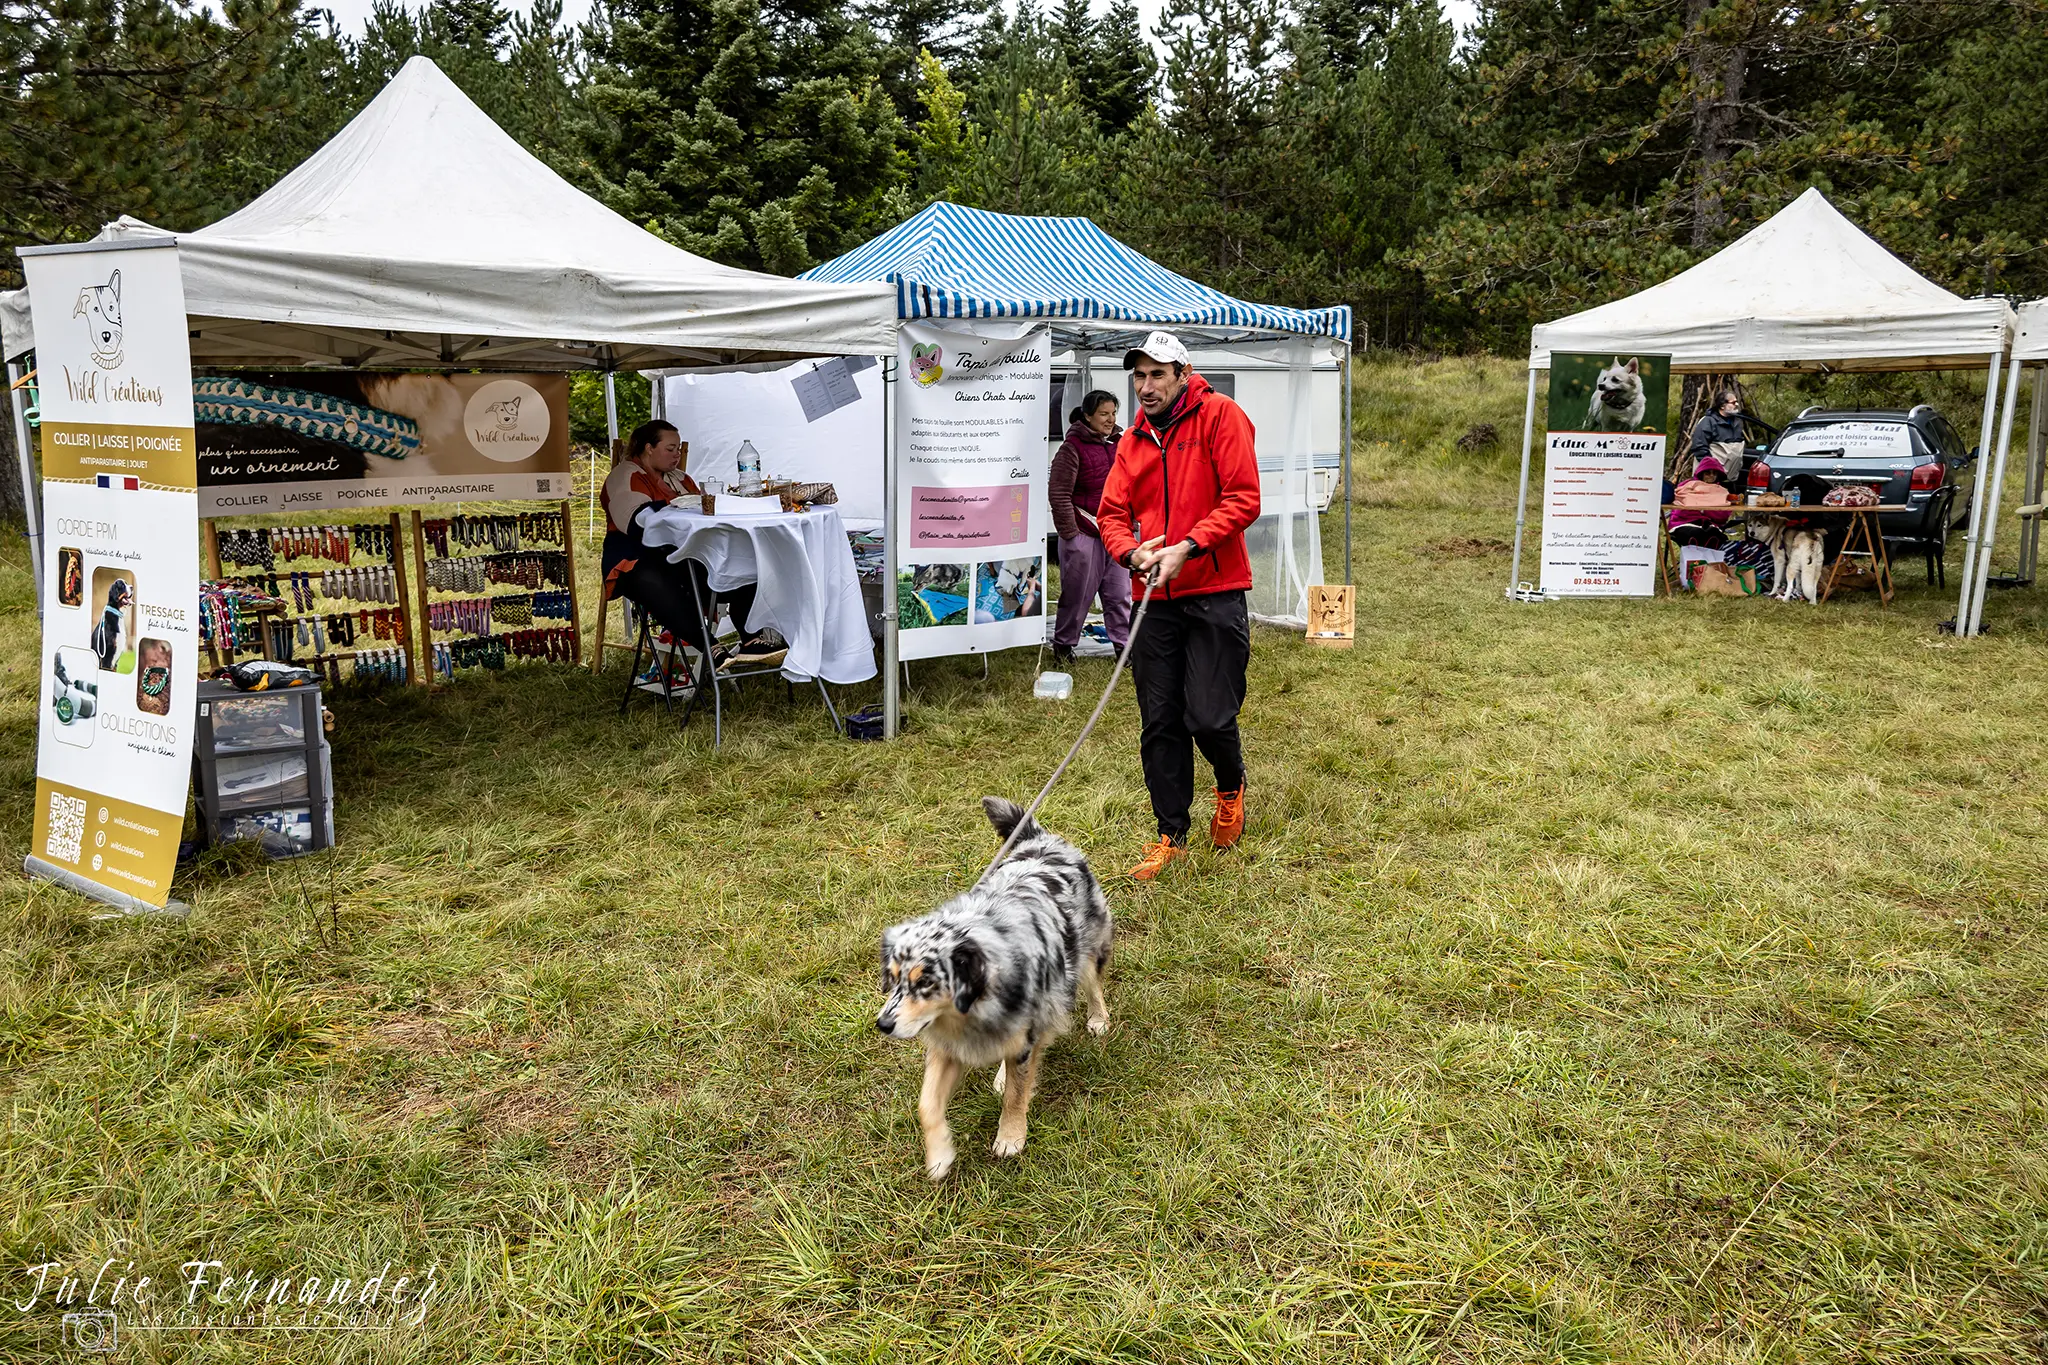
top-left (194, 371), bottom-right (572, 517)
top-left (893, 319), bottom-right (1051, 662)
top-left (1540, 352), bottom-right (1672, 597)
top-left (22, 240), bottom-right (199, 911)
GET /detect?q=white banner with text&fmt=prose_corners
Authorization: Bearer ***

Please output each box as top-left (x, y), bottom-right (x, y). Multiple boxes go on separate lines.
top-left (23, 241), bottom-right (199, 908)
top-left (893, 320), bottom-right (1050, 661)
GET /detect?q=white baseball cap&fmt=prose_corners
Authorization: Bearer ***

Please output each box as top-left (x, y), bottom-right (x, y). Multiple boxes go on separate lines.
top-left (1123, 329), bottom-right (1191, 370)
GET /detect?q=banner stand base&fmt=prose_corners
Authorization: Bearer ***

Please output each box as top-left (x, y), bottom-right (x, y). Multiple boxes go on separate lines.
top-left (24, 856), bottom-right (191, 920)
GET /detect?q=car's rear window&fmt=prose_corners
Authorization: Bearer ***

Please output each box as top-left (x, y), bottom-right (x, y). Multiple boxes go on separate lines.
top-left (1775, 420), bottom-right (1914, 460)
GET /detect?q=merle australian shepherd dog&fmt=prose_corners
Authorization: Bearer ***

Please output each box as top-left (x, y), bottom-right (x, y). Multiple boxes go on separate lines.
top-left (877, 797), bottom-right (1113, 1179)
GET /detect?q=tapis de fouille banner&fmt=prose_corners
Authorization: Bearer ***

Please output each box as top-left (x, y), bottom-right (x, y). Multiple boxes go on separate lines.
top-left (22, 241), bottom-right (199, 912)
top-left (892, 319), bottom-right (1051, 662)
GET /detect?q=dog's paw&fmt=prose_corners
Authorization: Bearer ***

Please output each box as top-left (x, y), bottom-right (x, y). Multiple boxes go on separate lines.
top-left (1087, 1013), bottom-right (1110, 1036)
top-left (991, 1131), bottom-right (1027, 1159)
top-left (992, 1062), bottom-right (1006, 1096)
top-left (924, 1145), bottom-right (956, 1180)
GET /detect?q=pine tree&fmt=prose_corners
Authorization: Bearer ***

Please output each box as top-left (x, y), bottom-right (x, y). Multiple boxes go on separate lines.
top-left (1408, 0), bottom-right (1979, 346)
top-left (1112, 0), bottom-right (1296, 294)
top-left (955, 2), bottom-right (1103, 216)
top-left (1, 0), bottom-right (306, 276)
top-left (581, 0), bottom-right (908, 271)
top-left (1078, 0), bottom-right (1156, 131)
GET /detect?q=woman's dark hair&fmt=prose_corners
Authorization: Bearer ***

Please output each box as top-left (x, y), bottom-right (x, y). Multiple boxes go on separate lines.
top-left (1067, 390), bottom-right (1119, 426)
top-left (625, 419), bottom-right (678, 463)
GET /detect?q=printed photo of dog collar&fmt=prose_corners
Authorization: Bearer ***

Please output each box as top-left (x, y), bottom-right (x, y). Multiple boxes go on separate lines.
top-left (193, 376), bottom-right (422, 461)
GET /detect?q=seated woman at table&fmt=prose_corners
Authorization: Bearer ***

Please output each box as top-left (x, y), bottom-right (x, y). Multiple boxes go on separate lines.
top-left (601, 420), bottom-right (779, 667)
top-left (1668, 451), bottom-right (1734, 549)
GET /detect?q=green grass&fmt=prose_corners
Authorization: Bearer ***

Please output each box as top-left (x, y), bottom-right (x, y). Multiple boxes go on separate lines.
top-left (2, 355), bottom-right (2046, 1361)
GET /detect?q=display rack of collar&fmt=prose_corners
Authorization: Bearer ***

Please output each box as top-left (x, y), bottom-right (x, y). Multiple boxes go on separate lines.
top-left (409, 502), bottom-right (583, 686)
top-left (201, 512), bottom-right (417, 687)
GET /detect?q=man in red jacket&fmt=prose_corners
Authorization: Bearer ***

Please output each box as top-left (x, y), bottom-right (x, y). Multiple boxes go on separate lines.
top-left (1098, 331), bottom-right (1261, 880)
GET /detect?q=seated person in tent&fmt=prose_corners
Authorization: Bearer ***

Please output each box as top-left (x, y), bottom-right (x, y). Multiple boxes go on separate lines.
top-left (1667, 452), bottom-right (1735, 549)
top-left (602, 420), bottom-right (782, 669)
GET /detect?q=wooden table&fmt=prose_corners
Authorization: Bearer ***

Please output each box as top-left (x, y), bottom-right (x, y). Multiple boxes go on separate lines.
top-left (1658, 503), bottom-right (1909, 605)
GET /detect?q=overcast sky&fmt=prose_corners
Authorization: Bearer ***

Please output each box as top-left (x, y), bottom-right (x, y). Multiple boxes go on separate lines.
top-left (307, 0), bottom-right (1481, 48)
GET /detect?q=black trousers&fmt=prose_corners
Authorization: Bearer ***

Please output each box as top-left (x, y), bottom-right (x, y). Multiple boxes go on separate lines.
top-left (617, 557), bottom-right (759, 663)
top-left (1131, 589), bottom-right (1249, 841)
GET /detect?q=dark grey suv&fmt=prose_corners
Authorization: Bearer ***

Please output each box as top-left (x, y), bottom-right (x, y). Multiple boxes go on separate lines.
top-left (1744, 406), bottom-right (1975, 537)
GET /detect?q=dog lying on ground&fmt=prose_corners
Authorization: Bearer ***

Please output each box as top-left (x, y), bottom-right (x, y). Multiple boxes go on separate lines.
top-left (876, 796), bottom-right (1113, 1179)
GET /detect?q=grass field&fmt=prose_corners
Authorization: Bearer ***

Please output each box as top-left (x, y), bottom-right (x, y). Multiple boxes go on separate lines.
top-left (2, 355), bottom-right (2045, 1362)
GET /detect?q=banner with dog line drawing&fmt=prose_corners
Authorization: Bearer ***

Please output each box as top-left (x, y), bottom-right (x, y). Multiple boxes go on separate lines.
top-left (893, 319), bottom-right (1050, 661)
top-left (1539, 352), bottom-right (1671, 597)
top-left (23, 240), bottom-right (200, 911)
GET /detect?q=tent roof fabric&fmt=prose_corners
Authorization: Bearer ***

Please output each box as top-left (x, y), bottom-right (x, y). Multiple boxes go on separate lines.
top-left (1529, 189), bottom-right (2012, 372)
top-left (2, 57), bottom-right (895, 369)
top-left (2014, 299), bottom-right (2048, 360)
top-left (802, 202), bottom-right (1351, 344)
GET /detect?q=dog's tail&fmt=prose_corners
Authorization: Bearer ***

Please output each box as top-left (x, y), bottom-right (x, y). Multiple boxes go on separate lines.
top-left (981, 796), bottom-right (1040, 848)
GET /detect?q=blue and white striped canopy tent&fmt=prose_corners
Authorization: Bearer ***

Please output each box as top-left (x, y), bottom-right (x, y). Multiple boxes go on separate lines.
top-left (803, 202), bottom-right (1352, 346)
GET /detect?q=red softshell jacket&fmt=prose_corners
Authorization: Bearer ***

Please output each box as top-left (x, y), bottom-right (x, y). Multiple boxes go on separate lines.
top-left (1097, 373), bottom-right (1261, 599)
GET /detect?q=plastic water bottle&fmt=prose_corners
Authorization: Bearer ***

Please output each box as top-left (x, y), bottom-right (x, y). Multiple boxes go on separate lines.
top-left (736, 440), bottom-right (762, 492)
top-left (1034, 671), bottom-right (1073, 700)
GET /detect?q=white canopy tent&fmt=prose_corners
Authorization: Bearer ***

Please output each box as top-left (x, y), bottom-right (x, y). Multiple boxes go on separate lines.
top-left (4, 55), bottom-right (897, 602)
top-left (1512, 188), bottom-right (2015, 629)
top-left (1965, 299), bottom-right (2048, 621)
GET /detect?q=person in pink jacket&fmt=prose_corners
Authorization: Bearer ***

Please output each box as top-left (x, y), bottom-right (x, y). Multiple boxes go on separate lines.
top-left (1048, 390), bottom-right (1132, 662)
top-left (1668, 452), bottom-right (1734, 548)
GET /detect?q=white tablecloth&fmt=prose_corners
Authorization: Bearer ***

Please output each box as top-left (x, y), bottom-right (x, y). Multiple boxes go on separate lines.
top-left (638, 504), bottom-right (877, 685)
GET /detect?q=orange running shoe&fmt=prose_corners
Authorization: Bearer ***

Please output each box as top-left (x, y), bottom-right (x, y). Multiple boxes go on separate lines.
top-left (1210, 784), bottom-right (1246, 849)
top-left (1129, 837), bottom-right (1188, 881)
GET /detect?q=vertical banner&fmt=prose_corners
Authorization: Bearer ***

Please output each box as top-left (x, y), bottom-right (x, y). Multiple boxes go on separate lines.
top-left (893, 320), bottom-right (1050, 661)
top-left (22, 242), bottom-right (198, 910)
top-left (1539, 353), bottom-right (1671, 597)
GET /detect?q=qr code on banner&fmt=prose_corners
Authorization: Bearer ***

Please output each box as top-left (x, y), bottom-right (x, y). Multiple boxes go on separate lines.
top-left (45, 791), bottom-right (86, 865)
top-left (536, 478), bottom-right (552, 494)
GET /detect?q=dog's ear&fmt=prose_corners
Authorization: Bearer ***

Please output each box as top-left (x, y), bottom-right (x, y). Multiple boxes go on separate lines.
top-left (879, 926), bottom-right (901, 985)
top-left (981, 795), bottom-right (1037, 844)
top-left (950, 938), bottom-right (986, 1015)
top-left (107, 270), bottom-right (120, 304)
top-left (1625, 357), bottom-right (1639, 374)
top-left (73, 290), bottom-right (89, 318)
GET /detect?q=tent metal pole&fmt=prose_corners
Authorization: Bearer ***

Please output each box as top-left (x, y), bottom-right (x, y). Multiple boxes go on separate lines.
top-left (2021, 368), bottom-right (2046, 584)
top-left (7, 359), bottom-right (42, 612)
top-left (1506, 366), bottom-right (1540, 599)
top-left (882, 355), bottom-right (900, 740)
top-left (1955, 346), bottom-right (2004, 635)
top-left (599, 371), bottom-right (618, 542)
top-left (1965, 353), bottom-right (2025, 636)
top-left (1342, 340), bottom-right (1354, 586)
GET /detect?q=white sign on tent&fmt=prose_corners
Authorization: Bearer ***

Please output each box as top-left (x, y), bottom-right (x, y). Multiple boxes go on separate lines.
top-left (892, 320), bottom-right (1050, 660)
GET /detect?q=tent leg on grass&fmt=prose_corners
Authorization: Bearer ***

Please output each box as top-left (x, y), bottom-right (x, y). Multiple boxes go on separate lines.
top-left (1954, 347), bottom-right (2005, 635)
top-left (1342, 341), bottom-right (1354, 586)
top-left (1506, 366), bottom-right (1540, 599)
top-left (1965, 353), bottom-right (2026, 635)
top-left (2020, 369), bottom-right (2046, 585)
top-left (882, 357), bottom-right (900, 740)
top-left (8, 359), bottom-right (42, 611)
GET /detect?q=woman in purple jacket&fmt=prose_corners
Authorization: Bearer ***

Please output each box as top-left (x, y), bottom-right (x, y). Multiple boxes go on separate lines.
top-left (1048, 391), bottom-right (1133, 662)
